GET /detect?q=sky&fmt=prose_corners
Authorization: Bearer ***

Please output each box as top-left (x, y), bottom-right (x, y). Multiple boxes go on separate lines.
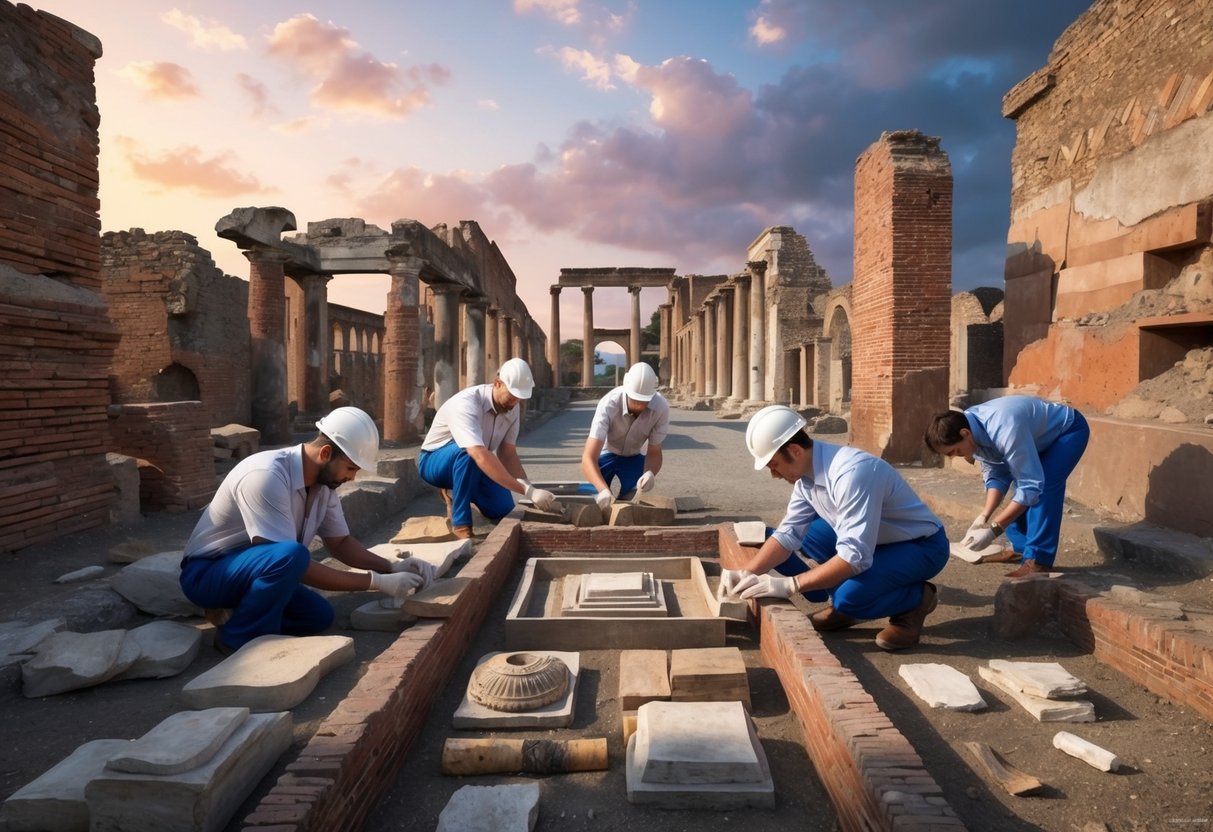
top-left (34, 0), bottom-right (1091, 348)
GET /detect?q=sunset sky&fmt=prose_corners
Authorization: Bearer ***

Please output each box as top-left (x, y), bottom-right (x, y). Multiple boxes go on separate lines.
top-left (34, 0), bottom-right (1089, 344)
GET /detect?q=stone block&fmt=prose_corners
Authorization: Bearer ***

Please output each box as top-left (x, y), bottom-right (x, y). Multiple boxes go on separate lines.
top-left (390, 515), bottom-right (456, 543)
top-left (371, 540), bottom-right (471, 579)
top-left (106, 708), bottom-right (250, 775)
top-left (110, 551), bottom-right (202, 617)
top-left (733, 521), bottom-right (766, 546)
top-left (978, 665), bottom-right (1094, 722)
top-left (986, 660), bottom-right (1087, 699)
top-left (899, 663), bottom-right (987, 711)
top-left (402, 577), bottom-right (472, 618)
top-left (436, 783), bottom-right (539, 832)
top-left (106, 452), bottom-right (142, 524)
top-left (336, 480), bottom-right (392, 537)
top-left (453, 651), bottom-right (580, 729)
top-left (111, 621), bottom-right (203, 681)
top-left (1055, 252), bottom-right (1180, 321)
top-left (669, 647), bottom-right (750, 709)
top-left (992, 575), bottom-right (1060, 639)
top-left (182, 634), bottom-right (354, 712)
top-left (2, 738), bottom-right (130, 832)
top-left (22, 630), bottom-right (134, 698)
top-left (609, 500), bottom-right (675, 526)
top-left (209, 424), bottom-right (260, 458)
top-left (619, 649), bottom-right (670, 711)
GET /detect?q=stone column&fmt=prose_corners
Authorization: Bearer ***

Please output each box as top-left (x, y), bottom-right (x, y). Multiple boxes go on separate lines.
top-left (715, 288), bottom-right (733, 399)
top-left (748, 265), bottom-right (766, 402)
top-left (431, 284), bottom-right (461, 408)
top-left (297, 272), bottom-right (332, 419)
top-left (464, 299), bottom-right (487, 385)
top-left (383, 252), bottom-right (425, 443)
top-left (496, 314), bottom-right (512, 368)
top-left (485, 307), bottom-right (499, 377)
top-left (703, 299), bottom-right (717, 397)
top-left (548, 286), bottom-right (562, 386)
top-left (581, 286), bottom-right (594, 387)
top-left (245, 247), bottom-right (292, 443)
top-left (658, 302), bottom-right (672, 385)
top-left (800, 343), bottom-right (812, 407)
top-left (693, 312), bottom-right (706, 394)
top-left (628, 285), bottom-right (642, 367)
top-left (814, 336), bottom-right (833, 409)
top-left (512, 321), bottom-right (525, 363)
top-left (730, 277), bottom-right (749, 402)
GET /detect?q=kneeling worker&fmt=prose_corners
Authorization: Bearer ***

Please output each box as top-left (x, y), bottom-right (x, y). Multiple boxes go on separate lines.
top-left (419, 358), bottom-right (560, 538)
top-left (180, 406), bottom-right (437, 654)
top-left (581, 362), bottom-right (670, 513)
top-left (724, 405), bottom-right (948, 651)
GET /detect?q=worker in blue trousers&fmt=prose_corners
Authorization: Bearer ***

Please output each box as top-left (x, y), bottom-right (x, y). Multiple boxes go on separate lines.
top-left (721, 405), bottom-right (948, 651)
top-left (924, 395), bottom-right (1089, 578)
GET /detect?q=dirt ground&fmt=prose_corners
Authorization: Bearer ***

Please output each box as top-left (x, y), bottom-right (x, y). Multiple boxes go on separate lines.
top-left (2, 424), bottom-right (1213, 831)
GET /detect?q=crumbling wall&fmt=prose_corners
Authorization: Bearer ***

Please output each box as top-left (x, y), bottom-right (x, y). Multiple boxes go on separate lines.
top-left (950, 288), bottom-right (1004, 402)
top-left (108, 402), bottom-right (215, 512)
top-left (329, 304), bottom-right (384, 418)
top-left (101, 229), bottom-right (251, 426)
top-left (0, 4), bottom-right (117, 552)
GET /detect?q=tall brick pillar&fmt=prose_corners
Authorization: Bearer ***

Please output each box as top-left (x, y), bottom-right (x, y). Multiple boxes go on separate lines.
top-left (465, 298), bottom-right (488, 385)
top-left (245, 247), bottom-right (292, 443)
top-left (851, 130), bottom-right (952, 462)
top-left (297, 272), bottom-right (331, 420)
top-left (383, 252), bottom-right (424, 443)
top-left (431, 284), bottom-right (461, 408)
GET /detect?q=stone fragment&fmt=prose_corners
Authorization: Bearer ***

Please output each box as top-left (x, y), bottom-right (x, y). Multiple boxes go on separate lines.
top-left (1052, 731), bottom-right (1121, 771)
top-left (107, 453), bottom-right (141, 525)
top-left (210, 424), bottom-right (260, 458)
top-left (992, 576), bottom-right (1060, 639)
top-left (978, 665), bottom-right (1094, 722)
top-left (403, 577), bottom-right (472, 618)
top-left (453, 651), bottom-right (580, 729)
top-left (390, 515), bottom-right (456, 543)
top-left (986, 660), bottom-right (1087, 699)
top-left (54, 565), bottom-right (105, 584)
top-left (111, 621), bottom-right (204, 681)
top-left (899, 663), bottom-right (987, 711)
top-left (674, 495), bottom-right (705, 512)
top-left (110, 551), bottom-right (202, 617)
top-left (84, 711), bottom-right (292, 832)
top-left (2, 738), bottom-right (130, 832)
top-left (371, 539), bottom-right (471, 579)
top-left (436, 783), bottom-right (540, 832)
top-left (608, 501), bottom-right (675, 526)
top-left (349, 600), bottom-right (418, 632)
top-left (963, 742), bottom-right (1044, 796)
top-left (108, 538), bottom-right (156, 564)
top-left (669, 647), bottom-right (750, 709)
top-left (22, 630), bottom-right (134, 698)
top-left (949, 541), bottom-right (1005, 564)
top-left (619, 649), bottom-right (670, 711)
top-left (0, 619), bottom-right (64, 668)
top-left (106, 708), bottom-right (250, 775)
top-left (182, 634), bottom-right (354, 712)
top-left (733, 521), bottom-right (766, 546)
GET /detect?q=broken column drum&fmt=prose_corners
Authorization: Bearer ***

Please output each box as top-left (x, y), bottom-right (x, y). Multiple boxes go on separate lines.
top-left (467, 652), bottom-right (570, 713)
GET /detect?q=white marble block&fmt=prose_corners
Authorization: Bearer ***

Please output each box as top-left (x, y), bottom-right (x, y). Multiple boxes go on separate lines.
top-left (182, 634), bottom-right (354, 712)
top-left (899, 663), bottom-right (987, 711)
top-left (986, 660), bottom-right (1087, 698)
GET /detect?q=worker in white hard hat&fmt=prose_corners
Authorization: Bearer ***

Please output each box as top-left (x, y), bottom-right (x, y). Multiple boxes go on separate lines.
top-left (581, 362), bottom-right (670, 514)
top-left (419, 358), bottom-right (560, 538)
top-left (180, 406), bottom-right (438, 654)
top-left (723, 405), bottom-right (949, 651)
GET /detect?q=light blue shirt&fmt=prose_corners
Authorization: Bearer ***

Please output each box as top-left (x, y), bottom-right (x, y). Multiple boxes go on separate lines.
top-left (964, 396), bottom-right (1077, 507)
top-left (771, 441), bottom-right (941, 572)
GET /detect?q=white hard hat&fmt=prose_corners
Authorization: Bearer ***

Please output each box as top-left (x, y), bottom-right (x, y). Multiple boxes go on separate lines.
top-left (315, 406), bottom-right (380, 471)
top-left (622, 362), bottom-right (658, 401)
top-left (745, 405), bottom-right (807, 470)
top-left (497, 357), bottom-right (535, 399)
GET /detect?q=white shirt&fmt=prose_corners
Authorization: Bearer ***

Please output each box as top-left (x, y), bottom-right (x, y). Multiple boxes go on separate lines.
top-left (771, 441), bottom-right (941, 573)
top-left (421, 383), bottom-right (521, 453)
top-left (587, 387), bottom-right (670, 456)
top-left (183, 445), bottom-right (349, 559)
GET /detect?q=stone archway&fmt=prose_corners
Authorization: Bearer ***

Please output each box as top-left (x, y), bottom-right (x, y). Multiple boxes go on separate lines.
top-left (822, 298), bottom-right (853, 413)
top-left (152, 362), bottom-right (200, 402)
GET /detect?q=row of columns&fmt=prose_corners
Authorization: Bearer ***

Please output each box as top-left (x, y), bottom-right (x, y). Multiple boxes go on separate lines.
top-left (668, 269), bottom-right (768, 402)
top-left (549, 284), bottom-right (663, 388)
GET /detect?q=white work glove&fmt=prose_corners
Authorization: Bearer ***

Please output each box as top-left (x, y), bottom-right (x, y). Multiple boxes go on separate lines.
top-left (595, 489), bottom-right (613, 512)
top-left (636, 471), bottom-right (656, 492)
top-left (390, 556), bottom-right (437, 588)
top-left (961, 526), bottom-right (998, 551)
top-left (524, 482), bottom-right (560, 513)
top-left (718, 568), bottom-right (753, 598)
top-left (738, 573), bottom-right (799, 600)
top-left (960, 513), bottom-right (990, 548)
top-left (368, 570), bottom-right (425, 599)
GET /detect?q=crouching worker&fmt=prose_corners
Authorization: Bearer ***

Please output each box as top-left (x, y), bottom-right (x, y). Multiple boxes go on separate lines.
top-left (723, 405), bottom-right (949, 651)
top-left (581, 362), bottom-right (670, 513)
top-left (418, 358), bottom-right (560, 539)
top-left (180, 406), bottom-right (437, 654)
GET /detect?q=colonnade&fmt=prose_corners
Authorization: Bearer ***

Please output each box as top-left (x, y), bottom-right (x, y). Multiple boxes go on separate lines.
top-left (668, 267), bottom-right (768, 402)
top-left (549, 280), bottom-right (669, 387)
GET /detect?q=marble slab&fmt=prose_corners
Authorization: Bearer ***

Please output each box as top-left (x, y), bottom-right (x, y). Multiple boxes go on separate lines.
top-left (371, 540), bottom-right (471, 579)
top-left (950, 541), bottom-right (1006, 563)
top-left (986, 660), bottom-right (1087, 698)
top-left (979, 665), bottom-right (1095, 722)
top-left (402, 577), bottom-right (472, 618)
top-left (436, 783), bottom-right (539, 832)
top-left (453, 651), bottom-right (580, 729)
top-left (106, 708), bottom-right (250, 775)
top-left (899, 663), bottom-right (987, 711)
top-left (182, 634), bottom-right (354, 712)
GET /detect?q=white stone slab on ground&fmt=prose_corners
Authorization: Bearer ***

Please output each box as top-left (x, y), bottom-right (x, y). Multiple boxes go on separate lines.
top-left (84, 711), bottom-right (292, 832)
top-left (2, 738), bottom-right (130, 832)
top-left (370, 540), bottom-right (471, 579)
top-left (949, 541), bottom-right (1005, 563)
top-left (899, 663), bottom-right (987, 711)
top-left (436, 783), bottom-right (540, 832)
top-left (112, 621), bottom-right (204, 681)
top-left (453, 651), bottom-right (580, 729)
top-left (978, 665), bottom-right (1095, 722)
top-left (107, 708), bottom-right (250, 775)
top-left (22, 629), bottom-right (134, 698)
top-left (110, 551), bottom-right (202, 617)
top-left (0, 619), bottom-right (64, 668)
top-left (54, 565), bottom-right (105, 584)
top-left (349, 600), bottom-right (418, 632)
top-left (182, 634), bottom-right (354, 712)
top-left (1052, 731), bottom-right (1122, 772)
top-left (986, 660), bottom-right (1087, 698)
top-left (733, 521), bottom-right (766, 546)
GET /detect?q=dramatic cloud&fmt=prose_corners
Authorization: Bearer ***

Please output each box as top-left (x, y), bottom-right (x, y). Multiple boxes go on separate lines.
top-left (514, 0), bottom-right (581, 25)
top-left (541, 46), bottom-right (616, 90)
top-left (236, 73), bottom-right (275, 118)
top-left (118, 61), bottom-right (199, 100)
top-left (266, 14), bottom-right (451, 119)
top-left (160, 9), bottom-right (247, 51)
top-left (118, 138), bottom-right (264, 197)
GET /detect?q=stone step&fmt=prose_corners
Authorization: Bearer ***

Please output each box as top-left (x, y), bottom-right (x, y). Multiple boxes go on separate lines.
top-left (1092, 522), bottom-right (1213, 578)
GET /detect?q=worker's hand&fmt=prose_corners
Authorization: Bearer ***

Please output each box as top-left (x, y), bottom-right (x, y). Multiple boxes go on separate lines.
top-left (739, 573), bottom-right (799, 600)
top-left (961, 526), bottom-right (997, 551)
top-left (972, 512), bottom-right (990, 529)
top-left (368, 570), bottom-right (424, 599)
top-left (524, 483), bottom-right (560, 513)
top-left (595, 489), bottom-right (613, 512)
top-left (391, 556), bottom-right (437, 587)
top-left (636, 471), bottom-right (656, 492)
top-left (718, 568), bottom-right (753, 598)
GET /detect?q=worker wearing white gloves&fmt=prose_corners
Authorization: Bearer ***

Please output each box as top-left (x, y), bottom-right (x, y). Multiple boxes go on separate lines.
top-left (580, 363), bottom-right (670, 513)
top-left (722, 405), bottom-right (948, 651)
top-left (418, 358), bottom-right (559, 539)
top-left (925, 396), bottom-right (1089, 578)
top-left (180, 407), bottom-right (437, 653)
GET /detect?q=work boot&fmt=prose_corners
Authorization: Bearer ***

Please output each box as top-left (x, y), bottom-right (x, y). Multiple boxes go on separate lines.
top-left (1005, 559), bottom-right (1049, 578)
top-left (809, 605), bottom-right (859, 632)
top-left (438, 488), bottom-right (453, 520)
top-left (874, 582), bottom-right (937, 651)
top-left (978, 548), bottom-right (1020, 564)
top-left (452, 524), bottom-right (474, 540)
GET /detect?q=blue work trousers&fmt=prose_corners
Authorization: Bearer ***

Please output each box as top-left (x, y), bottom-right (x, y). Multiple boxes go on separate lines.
top-left (1005, 412), bottom-right (1090, 567)
top-left (598, 451), bottom-right (646, 495)
top-left (771, 517), bottom-right (949, 620)
top-left (179, 541), bottom-right (333, 649)
top-left (418, 441), bottom-right (514, 528)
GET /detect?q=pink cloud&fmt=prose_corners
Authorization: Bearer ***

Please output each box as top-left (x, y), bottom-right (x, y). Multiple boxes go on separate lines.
top-left (236, 73), bottom-right (275, 117)
top-left (160, 9), bottom-right (247, 51)
top-left (356, 167), bottom-right (507, 233)
top-left (118, 61), bottom-right (199, 100)
top-left (117, 138), bottom-right (265, 197)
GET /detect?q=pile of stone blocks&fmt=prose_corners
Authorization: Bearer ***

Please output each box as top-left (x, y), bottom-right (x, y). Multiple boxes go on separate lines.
top-left (619, 647), bottom-right (751, 740)
top-left (560, 572), bottom-right (668, 618)
top-left (978, 660), bottom-right (1094, 722)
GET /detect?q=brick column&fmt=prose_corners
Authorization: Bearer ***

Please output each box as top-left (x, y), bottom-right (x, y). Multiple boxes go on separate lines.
top-left (245, 247), bottom-right (292, 442)
top-left (715, 288), bottom-right (732, 399)
top-left (852, 130), bottom-right (952, 461)
top-left (730, 277), bottom-right (749, 402)
top-left (658, 302), bottom-right (672, 385)
top-left (464, 298), bottom-right (488, 385)
top-left (431, 284), bottom-right (461, 408)
top-left (748, 263), bottom-right (766, 402)
top-left (548, 286), bottom-right (562, 387)
top-left (383, 252), bottom-right (424, 443)
top-left (581, 286), bottom-right (594, 387)
top-left (628, 285), bottom-right (642, 367)
top-left (485, 307), bottom-right (499, 378)
top-left (297, 272), bottom-right (332, 420)
top-left (703, 299), bottom-right (717, 397)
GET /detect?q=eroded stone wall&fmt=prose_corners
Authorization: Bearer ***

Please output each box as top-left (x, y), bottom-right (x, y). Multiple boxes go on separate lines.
top-left (108, 402), bottom-right (215, 512)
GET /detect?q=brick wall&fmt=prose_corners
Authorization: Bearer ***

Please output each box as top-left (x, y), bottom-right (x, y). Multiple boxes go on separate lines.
top-left (327, 303), bottom-right (384, 420)
top-left (852, 131), bottom-right (953, 463)
top-left (108, 402), bottom-right (216, 512)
